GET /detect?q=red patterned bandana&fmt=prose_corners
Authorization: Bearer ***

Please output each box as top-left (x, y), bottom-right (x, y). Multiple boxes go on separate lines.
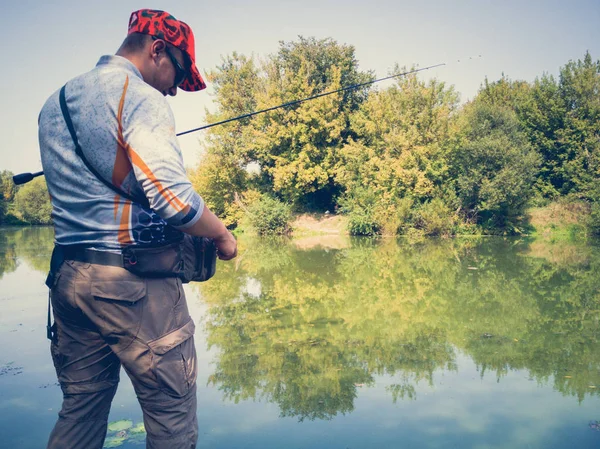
top-left (128, 9), bottom-right (206, 91)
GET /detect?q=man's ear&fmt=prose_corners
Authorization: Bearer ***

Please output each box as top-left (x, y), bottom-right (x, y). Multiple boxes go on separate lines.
top-left (150, 38), bottom-right (166, 62)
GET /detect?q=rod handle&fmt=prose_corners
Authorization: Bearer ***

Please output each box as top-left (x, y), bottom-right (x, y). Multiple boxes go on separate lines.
top-left (13, 171), bottom-right (44, 185)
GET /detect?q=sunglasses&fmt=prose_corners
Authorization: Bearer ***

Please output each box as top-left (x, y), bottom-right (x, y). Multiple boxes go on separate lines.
top-left (152, 36), bottom-right (187, 88)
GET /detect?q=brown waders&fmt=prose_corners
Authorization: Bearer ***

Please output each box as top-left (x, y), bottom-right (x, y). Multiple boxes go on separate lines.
top-left (46, 259), bottom-right (198, 449)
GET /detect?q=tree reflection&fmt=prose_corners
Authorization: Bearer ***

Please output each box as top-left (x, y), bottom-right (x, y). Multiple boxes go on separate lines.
top-left (0, 227), bottom-right (54, 277)
top-left (0, 230), bottom-right (19, 279)
top-left (4, 228), bottom-right (598, 418)
top-left (198, 236), bottom-right (600, 420)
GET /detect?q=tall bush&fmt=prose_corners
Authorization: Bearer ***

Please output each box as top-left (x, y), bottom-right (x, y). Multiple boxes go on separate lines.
top-left (245, 195), bottom-right (293, 235)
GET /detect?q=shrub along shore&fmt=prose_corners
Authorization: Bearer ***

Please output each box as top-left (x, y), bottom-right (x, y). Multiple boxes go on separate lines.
top-left (285, 200), bottom-right (590, 241)
top-left (2, 39), bottom-right (599, 238)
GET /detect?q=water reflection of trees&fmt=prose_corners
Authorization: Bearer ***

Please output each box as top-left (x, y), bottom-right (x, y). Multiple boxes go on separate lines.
top-left (198, 236), bottom-right (600, 420)
top-left (0, 231), bottom-right (18, 279)
top-left (6, 229), bottom-right (598, 417)
top-left (0, 227), bottom-right (54, 279)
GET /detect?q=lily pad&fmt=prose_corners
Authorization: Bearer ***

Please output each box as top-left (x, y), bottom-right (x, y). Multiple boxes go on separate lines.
top-left (128, 432), bottom-right (146, 445)
top-left (103, 435), bottom-right (126, 448)
top-left (107, 420), bottom-right (133, 432)
top-left (130, 422), bottom-right (146, 434)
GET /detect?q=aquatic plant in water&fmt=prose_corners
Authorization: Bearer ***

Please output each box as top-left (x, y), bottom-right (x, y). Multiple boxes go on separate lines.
top-left (103, 420), bottom-right (146, 447)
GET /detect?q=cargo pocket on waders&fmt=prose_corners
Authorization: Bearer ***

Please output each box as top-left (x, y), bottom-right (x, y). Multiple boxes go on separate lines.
top-left (91, 280), bottom-right (147, 349)
top-left (148, 319), bottom-right (197, 398)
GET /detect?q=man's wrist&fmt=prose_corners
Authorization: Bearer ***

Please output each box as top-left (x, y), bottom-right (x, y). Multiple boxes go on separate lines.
top-left (213, 229), bottom-right (233, 243)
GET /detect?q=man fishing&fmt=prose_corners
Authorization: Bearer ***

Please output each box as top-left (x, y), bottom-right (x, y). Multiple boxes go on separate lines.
top-left (38, 9), bottom-right (236, 449)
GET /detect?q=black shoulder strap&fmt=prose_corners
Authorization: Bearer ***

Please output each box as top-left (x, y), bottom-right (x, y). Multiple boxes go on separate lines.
top-left (59, 84), bottom-right (150, 209)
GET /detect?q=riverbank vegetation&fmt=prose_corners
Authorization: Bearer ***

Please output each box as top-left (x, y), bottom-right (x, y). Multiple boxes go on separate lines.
top-left (190, 40), bottom-right (599, 238)
top-left (2, 38), bottom-right (599, 238)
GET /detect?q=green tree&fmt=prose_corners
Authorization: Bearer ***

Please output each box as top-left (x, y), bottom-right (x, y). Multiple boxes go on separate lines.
top-left (518, 74), bottom-right (565, 199)
top-left (190, 52), bottom-right (258, 226)
top-left (476, 75), bottom-right (531, 111)
top-left (449, 101), bottom-right (540, 231)
top-left (13, 177), bottom-right (52, 225)
top-left (190, 150), bottom-right (248, 227)
top-left (249, 37), bottom-right (373, 211)
top-left (337, 69), bottom-right (459, 234)
top-left (555, 52), bottom-right (600, 200)
top-left (196, 37), bottom-right (374, 226)
top-left (508, 52), bottom-right (600, 202)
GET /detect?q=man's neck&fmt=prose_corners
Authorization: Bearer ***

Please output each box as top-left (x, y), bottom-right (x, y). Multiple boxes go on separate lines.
top-left (115, 51), bottom-right (149, 84)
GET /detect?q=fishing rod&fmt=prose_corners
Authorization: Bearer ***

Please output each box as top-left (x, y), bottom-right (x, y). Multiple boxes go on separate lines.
top-left (13, 63), bottom-right (445, 185)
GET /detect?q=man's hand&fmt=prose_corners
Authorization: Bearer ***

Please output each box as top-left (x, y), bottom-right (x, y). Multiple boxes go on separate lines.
top-left (184, 205), bottom-right (238, 260)
top-left (214, 231), bottom-right (237, 260)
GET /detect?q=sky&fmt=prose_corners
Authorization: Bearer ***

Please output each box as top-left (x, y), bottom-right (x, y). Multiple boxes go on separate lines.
top-left (1, 0), bottom-right (599, 175)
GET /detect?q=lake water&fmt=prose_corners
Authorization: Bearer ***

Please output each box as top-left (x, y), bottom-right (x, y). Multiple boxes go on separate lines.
top-left (0, 227), bottom-right (599, 448)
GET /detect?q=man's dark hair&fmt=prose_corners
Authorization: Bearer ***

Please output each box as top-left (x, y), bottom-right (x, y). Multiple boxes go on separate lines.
top-left (117, 33), bottom-right (190, 69)
top-left (117, 32), bottom-right (152, 54)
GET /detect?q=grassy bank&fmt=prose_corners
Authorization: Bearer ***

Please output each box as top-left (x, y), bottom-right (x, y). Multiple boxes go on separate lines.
top-left (525, 201), bottom-right (590, 241)
top-left (286, 201), bottom-right (593, 242)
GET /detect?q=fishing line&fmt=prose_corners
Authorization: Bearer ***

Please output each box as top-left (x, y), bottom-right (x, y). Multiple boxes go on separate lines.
top-left (177, 63), bottom-right (445, 136)
top-left (13, 63), bottom-right (447, 184)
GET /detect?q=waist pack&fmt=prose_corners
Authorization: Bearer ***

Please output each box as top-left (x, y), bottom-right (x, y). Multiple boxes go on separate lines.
top-left (122, 234), bottom-right (217, 283)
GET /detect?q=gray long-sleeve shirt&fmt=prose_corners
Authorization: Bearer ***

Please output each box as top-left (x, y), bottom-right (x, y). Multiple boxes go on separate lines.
top-left (39, 55), bottom-right (204, 249)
